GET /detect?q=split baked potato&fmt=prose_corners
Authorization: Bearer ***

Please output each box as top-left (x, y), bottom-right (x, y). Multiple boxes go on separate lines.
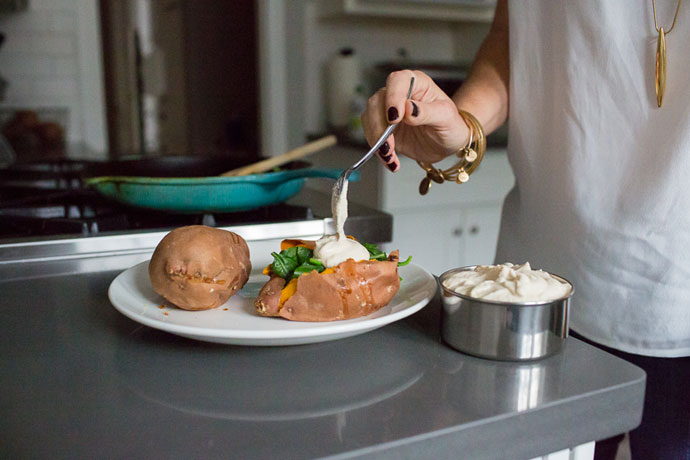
top-left (254, 238), bottom-right (410, 322)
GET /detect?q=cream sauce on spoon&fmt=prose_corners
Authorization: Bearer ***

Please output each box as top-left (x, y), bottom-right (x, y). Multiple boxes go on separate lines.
top-left (313, 179), bottom-right (370, 267)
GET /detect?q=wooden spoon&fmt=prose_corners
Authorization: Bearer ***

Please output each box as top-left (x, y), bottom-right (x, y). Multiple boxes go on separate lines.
top-left (221, 135), bottom-right (337, 176)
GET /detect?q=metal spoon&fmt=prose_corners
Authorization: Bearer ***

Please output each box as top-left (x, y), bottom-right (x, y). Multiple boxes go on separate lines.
top-left (331, 76), bottom-right (415, 224)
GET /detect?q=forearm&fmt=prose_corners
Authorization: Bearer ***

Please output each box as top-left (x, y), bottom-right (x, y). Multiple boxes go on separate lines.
top-left (452, 0), bottom-right (509, 136)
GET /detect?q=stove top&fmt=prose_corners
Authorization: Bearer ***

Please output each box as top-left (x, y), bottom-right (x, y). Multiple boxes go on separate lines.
top-left (0, 158), bottom-right (316, 239)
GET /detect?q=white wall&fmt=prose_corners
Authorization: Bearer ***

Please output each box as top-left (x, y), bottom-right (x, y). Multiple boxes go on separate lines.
top-left (300, 3), bottom-right (484, 135)
top-left (0, 0), bottom-right (107, 155)
top-left (263, 0), bottom-right (491, 155)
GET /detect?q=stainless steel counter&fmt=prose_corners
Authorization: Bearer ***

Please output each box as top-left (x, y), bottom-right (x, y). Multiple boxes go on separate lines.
top-left (0, 229), bottom-right (645, 460)
top-left (0, 190), bottom-right (392, 276)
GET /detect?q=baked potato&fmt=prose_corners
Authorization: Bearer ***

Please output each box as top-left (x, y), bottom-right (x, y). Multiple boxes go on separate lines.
top-left (149, 225), bottom-right (251, 310)
top-left (255, 238), bottom-right (409, 322)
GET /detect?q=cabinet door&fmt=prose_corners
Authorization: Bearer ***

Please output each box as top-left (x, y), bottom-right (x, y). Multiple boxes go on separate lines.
top-left (382, 209), bottom-right (463, 276)
top-left (461, 205), bottom-right (503, 266)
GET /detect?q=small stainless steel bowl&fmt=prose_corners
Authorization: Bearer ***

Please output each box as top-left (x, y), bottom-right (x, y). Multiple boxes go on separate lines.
top-left (439, 266), bottom-right (573, 361)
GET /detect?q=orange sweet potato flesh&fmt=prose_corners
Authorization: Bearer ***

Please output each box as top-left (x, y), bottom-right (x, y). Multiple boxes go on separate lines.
top-left (255, 247), bottom-right (400, 322)
top-left (149, 225), bottom-right (251, 310)
top-left (281, 239), bottom-right (316, 251)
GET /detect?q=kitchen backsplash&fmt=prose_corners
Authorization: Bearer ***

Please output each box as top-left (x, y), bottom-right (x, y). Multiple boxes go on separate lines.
top-left (0, 0), bottom-right (106, 153)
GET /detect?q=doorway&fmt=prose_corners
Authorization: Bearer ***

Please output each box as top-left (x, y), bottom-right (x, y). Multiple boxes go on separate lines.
top-left (99, 0), bottom-right (258, 159)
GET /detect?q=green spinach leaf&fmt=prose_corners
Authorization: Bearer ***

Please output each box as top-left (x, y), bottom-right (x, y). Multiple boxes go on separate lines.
top-left (270, 250), bottom-right (299, 279)
top-left (296, 246), bottom-right (311, 265)
top-left (292, 263), bottom-right (325, 279)
top-left (397, 255), bottom-right (412, 267)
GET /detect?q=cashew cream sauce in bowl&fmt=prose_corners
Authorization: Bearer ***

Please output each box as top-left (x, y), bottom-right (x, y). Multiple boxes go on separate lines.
top-left (439, 263), bottom-right (573, 361)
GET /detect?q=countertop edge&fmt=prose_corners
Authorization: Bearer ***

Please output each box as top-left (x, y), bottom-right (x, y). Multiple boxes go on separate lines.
top-left (326, 359), bottom-right (645, 460)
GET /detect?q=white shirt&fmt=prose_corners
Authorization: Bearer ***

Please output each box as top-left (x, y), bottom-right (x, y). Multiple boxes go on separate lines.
top-left (497, 0), bottom-right (690, 357)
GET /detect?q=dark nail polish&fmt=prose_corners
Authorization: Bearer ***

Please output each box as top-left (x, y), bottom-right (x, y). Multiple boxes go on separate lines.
top-left (411, 101), bottom-right (419, 117)
top-left (381, 152), bottom-right (393, 162)
top-left (378, 142), bottom-right (390, 156)
top-left (386, 161), bottom-right (397, 172)
top-left (387, 107), bottom-right (399, 122)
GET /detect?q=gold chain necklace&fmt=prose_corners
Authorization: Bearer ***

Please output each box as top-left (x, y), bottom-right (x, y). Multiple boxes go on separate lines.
top-left (653, 0), bottom-right (683, 107)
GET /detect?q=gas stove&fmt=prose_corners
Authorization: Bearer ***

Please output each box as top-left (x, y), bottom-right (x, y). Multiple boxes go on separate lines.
top-left (0, 158), bottom-right (314, 240)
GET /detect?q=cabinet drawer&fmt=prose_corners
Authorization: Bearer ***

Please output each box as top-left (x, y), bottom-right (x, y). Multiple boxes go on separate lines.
top-left (382, 208), bottom-right (462, 276)
top-left (382, 202), bottom-right (503, 276)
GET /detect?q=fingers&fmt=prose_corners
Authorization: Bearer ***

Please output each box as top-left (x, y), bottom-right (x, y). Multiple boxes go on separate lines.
top-left (384, 70), bottom-right (440, 122)
top-left (376, 141), bottom-right (400, 172)
top-left (402, 98), bottom-right (461, 130)
top-left (362, 89), bottom-right (400, 172)
top-left (362, 88), bottom-right (387, 142)
top-left (361, 69), bottom-right (452, 172)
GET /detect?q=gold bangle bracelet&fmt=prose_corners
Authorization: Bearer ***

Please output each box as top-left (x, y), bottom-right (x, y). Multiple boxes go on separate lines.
top-left (416, 109), bottom-right (486, 195)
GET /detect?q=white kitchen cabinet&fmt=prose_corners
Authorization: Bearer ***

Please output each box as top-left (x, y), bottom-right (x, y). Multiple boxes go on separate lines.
top-left (528, 442), bottom-right (595, 460)
top-left (382, 202), bottom-right (504, 275)
top-left (383, 208), bottom-right (462, 275)
top-left (462, 203), bottom-right (503, 265)
top-left (378, 149), bottom-right (514, 275)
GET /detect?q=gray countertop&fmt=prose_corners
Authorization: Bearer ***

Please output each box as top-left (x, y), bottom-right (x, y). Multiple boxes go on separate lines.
top-left (1, 240), bottom-right (645, 459)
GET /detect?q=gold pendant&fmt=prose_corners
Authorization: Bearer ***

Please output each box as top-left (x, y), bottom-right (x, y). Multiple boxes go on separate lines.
top-left (656, 27), bottom-right (666, 107)
top-left (419, 176), bottom-right (431, 195)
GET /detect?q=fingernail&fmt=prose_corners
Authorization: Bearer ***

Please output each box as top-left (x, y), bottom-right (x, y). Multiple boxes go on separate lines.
top-left (386, 161), bottom-right (398, 172)
top-left (377, 142), bottom-right (390, 156)
top-left (381, 152), bottom-right (393, 162)
top-left (387, 107), bottom-right (399, 122)
top-left (411, 101), bottom-right (419, 117)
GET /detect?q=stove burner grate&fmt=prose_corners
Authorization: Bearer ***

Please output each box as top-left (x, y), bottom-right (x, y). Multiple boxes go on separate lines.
top-left (0, 187), bottom-right (314, 238)
top-left (0, 159), bottom-right (316, 239)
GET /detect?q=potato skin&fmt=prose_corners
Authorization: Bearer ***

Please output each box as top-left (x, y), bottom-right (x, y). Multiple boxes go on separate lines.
top-left (257, 249), bottom-right (400, 322)
top-left (148, 225), bottom-right (251, 310)
top-left (254, 275), bottom-right (286, 316)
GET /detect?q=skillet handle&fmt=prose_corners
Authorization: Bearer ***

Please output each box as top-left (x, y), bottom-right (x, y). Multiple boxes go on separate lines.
top-left (221, 135), bottom-right (337, 176)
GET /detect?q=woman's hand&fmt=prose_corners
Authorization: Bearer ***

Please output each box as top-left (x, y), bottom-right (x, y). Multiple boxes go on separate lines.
top-left (361, 70), bottom-right (469, 172)
top-left (360, 0), bottom-right (509, 173)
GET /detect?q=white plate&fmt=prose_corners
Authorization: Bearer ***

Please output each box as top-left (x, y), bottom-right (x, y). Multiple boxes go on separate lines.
top-left (108, 261), bottom-right (437, 346)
